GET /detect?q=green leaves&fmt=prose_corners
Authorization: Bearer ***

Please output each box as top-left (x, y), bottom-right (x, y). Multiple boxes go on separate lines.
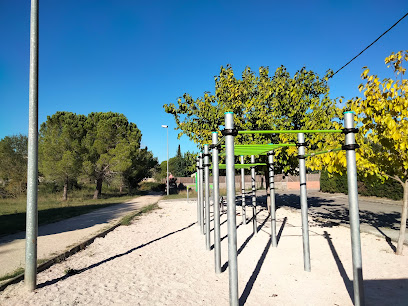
top-left (164, 64), bottom-right (340, 175)
top-left (0, 134), bottom-right (28, 197)
top-left (39, 111), bottom-right (153, 199)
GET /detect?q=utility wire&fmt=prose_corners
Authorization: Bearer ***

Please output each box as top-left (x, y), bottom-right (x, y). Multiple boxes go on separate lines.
top-left (330, 11), bottom-right (408, 79)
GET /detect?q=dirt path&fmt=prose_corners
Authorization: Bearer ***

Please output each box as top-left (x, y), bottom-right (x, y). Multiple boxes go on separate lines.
top-left (0, 194), bottom-right (162, 279)
top-left (1, 199), bottom-right (407, 305)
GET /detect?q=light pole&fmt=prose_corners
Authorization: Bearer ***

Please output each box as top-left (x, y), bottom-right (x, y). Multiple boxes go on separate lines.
top-left (161, 125), bottom-right (169, 195)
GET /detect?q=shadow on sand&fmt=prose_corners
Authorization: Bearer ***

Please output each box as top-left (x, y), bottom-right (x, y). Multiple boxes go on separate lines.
top-left (37, 222), bottom-right (195, 289)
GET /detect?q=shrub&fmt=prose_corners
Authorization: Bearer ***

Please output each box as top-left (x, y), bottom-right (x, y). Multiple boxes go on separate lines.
top-left (320, 170), bottom-right (403, 201)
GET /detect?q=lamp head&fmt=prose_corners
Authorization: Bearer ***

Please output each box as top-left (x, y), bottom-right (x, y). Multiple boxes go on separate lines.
top-left (161, 125), bottom-right (168, 128)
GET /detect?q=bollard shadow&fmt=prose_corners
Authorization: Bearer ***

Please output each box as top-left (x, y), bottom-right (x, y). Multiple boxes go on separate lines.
top-left (220, 214), bottom-right (269, 271)
top-left (323, 230), bottom-right (354, 302)
top-left (239, 238), bottom-right (272, 305)
top-left (37, 222), bottom-right (195, 289)
top-left (268, 192), bottom-right (402, 253)
top-left (276, 217), bottom-right (288, 245)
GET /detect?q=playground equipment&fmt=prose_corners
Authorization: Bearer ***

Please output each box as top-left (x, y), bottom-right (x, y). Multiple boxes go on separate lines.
top-left (195, 111), bottom-right (364, 306)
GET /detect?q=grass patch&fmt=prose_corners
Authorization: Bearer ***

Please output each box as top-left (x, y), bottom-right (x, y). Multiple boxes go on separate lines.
top-left (0, 257), bottom-right (53, 282)
top-left (120, 202), bottom-right (160, 226)
top-left (0, 267), bottom-right (24, 282)
top-left (0, 195), bottom-right (137, 237)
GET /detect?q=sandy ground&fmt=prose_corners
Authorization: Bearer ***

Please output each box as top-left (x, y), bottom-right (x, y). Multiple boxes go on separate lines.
top-left (0, 195), bottom-right (162, 278)
top-left (1, 198), bottom-right (407, 305)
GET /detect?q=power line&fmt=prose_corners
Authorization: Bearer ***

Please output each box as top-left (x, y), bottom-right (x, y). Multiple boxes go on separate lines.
top-left (330, 11), bottom-right (408, 79)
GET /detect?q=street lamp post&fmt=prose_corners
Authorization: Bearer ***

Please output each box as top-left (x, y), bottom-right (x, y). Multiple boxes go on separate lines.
top-left (161, 125), bottom-right (169, 195)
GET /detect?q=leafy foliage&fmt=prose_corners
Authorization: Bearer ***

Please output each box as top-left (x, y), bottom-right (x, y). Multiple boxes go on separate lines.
top-left (312, 50), bottom-right (408, 254)
top-left (0, 135), bottom-right (27, 197)
top-left (320, 170), bottom-right (403, 201)
top-left (39, 112), bottom-right (86, 200)
top-left (82, 112), bottom-right (142, 198)
top-left (164, 64), bottom-right (341, 175)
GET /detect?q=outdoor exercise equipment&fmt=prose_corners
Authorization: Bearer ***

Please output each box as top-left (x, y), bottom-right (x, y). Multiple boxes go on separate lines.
top-left (298, 132), bottom-right (311, 272)
top-left (212, 111), bottom-right (364, 306)
top-left (251, 155), bottom-right (258, 234)
top-left (240, 156), bottom-right (246, 225)
top-left (212, 132), bottom-right (221, 274)
top-left (199, 153), bottom-right (204, 235)
top-left (268, 151), bottom-right (277, 247)
top-left (204, 145), bottom-right (211, 250)
top-left (224, 112), bottom-right (239, 305)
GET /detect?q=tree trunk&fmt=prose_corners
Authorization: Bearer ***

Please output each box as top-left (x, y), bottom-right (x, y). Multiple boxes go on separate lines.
top-left (119, 185), bottom-right (123, 194)
top-left (93, 178), bottom-right (103, 199)
top-left (396, 180), bottom-right (408, 255)
top-left (62, 178), bottom-right (68, 201)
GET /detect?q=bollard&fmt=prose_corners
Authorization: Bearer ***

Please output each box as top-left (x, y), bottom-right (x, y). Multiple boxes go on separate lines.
top-left (212, 132), bottom-right (221, 273)
top-left (251, 155), bottom-right (257, 234)
top-left (344, 111), bottom-right (365, 305)
top-left (241, 156), bottom-right (246, 225)
top-left (224, 112), bottom-right (238, 306)
top-left (268, 151), bottom-right (277, 247)
top-left (204, 145), bottom-right (211, 250)
top-left (298, 133), bottom-right (311, 272)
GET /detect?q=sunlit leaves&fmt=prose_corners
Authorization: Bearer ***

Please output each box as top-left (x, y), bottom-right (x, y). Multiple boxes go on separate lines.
top-left (164, 64), bottom-right (340, 174)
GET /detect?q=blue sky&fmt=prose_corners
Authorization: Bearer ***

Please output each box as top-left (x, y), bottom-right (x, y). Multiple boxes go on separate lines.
top-left (0, 0), bottom-right (407, 163)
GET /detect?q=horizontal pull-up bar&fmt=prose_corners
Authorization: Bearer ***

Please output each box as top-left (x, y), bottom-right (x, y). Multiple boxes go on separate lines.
top-left (214, 163), bottom-right (267, 169)
top-left (238, 129), bottom-right (343, 134)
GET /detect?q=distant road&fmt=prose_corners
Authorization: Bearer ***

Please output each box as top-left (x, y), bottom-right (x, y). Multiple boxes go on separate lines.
top-left (248, 190), bottom-right (407, 248)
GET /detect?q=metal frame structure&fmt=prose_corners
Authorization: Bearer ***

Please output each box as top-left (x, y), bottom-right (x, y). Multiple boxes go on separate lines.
top-left (202, 111), bottom-right (364, 306)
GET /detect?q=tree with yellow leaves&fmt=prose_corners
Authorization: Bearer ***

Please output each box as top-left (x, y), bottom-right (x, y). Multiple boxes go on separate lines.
top-left (348, 50), bottom-right (408, 255)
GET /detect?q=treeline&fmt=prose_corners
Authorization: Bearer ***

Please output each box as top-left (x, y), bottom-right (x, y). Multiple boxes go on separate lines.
top-left (0, 111), bottom-right (158, 200)
top-left (156, 145), bottom-right (197, 180)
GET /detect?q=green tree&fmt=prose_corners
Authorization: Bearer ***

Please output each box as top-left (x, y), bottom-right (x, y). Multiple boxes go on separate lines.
top-left (82, 112), bottom-right (142, 199)
top-left (0, 134), bottom-right (27, 197)
top-left (164, 64), bottom-right (341, 177)
top-left (122, 147), bottom-right (159, 191)
top-left (39, 112), bottom-right (86, 200)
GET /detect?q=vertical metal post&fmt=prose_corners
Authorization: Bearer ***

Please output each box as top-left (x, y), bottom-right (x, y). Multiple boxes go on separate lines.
top-left (240, 156), bottom-right (246, 225)
top-left (212, 132), bottom-right (221, 274)
top-left (251, 155), bottom-right (257, 234)
top-left (268, 151), bottom-right (277, 247)
top-left (225, 112), bottom-right (238, 306)
top-left (199, 153), bottom-right (204, 235)
top-left (344, 112), bottom-right (365, 306)
top-left (25, 0), bottom-right (39, 291)
top-left (204, 145), bottom-right (211, 250)
top-left (298, 133), bottom-right (311, 272)
top-left (196, 159), bottom-right (200, 226)
top-left (166, 128), bottom-right (169, 196)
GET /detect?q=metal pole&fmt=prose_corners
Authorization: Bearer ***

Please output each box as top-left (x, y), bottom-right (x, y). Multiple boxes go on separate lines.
top-left (199, 153), bottom-right (204, 235)
top-left (251, 155), bottom-right (257, 234)
top-left (241, 156), bottom-right (246, 225)
top-left (225, 112), bottom-right (238, 306)
top-left (344, 111), bottom-right (365, 305)
top-left (204, 145), bottom-right (211, 250)
top-left (196, 159), bottom-right (200, 227)
top-left (25, 0), bottom-right (39, 291)
top-left (268, 151), bottom-right (277, 247)
top-left (166, 128), bottom-right (169, 196)
top-left (298, 133), bottom-right (311, 272)
top-left (212, 132), bottom-right (221, 274)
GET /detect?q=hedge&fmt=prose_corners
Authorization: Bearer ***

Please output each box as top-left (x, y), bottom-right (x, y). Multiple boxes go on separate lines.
top-left (320, 170), bottom-right (403, 201)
